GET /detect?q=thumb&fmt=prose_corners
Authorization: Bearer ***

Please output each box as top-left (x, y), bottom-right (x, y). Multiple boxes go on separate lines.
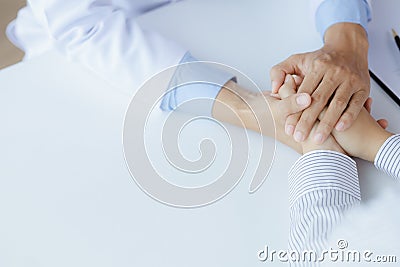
top-left (278, 93), bottom-right (311, 116)
top-left (278, 74), bottom-right (297, 99)
top-left (270, 55), bottom-right (300, 93)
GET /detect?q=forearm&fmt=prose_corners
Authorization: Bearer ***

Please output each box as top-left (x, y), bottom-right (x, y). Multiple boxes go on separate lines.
top-left (331, 108), bottom-right (394, 162)
top-left (212, 79), bottom-right (312, 154)
top-left (212, 81), bottom-right (275, 137)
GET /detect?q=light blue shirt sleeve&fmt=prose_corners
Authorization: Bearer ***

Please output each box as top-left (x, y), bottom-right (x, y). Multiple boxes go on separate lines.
top-left (315, 0), bottom-right (372, 38)
top-left (160, 52), bottom-right (236, 116)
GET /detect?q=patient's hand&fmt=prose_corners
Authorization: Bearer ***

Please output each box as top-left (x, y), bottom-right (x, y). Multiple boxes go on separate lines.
top-left (212, 79), bottom-right (312, 154)
top-left (328, 106), bottom-right (393, 162)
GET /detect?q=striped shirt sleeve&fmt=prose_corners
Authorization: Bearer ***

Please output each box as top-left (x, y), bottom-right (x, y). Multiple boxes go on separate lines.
top-left (374, 134), bottom-right (400, 179)
top-left (288, 150), bottom-right (361, 266)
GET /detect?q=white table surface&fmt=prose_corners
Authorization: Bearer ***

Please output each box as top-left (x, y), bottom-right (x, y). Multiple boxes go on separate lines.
top-left (1, 0), bottom-right (399, 266)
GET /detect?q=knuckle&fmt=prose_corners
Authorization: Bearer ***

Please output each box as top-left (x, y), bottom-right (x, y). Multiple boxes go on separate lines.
top-left (352, 97), bottom-right (364, 106)
top-left (312, 93), bottom-right (327, 104)
top-left (349, 73), bottom-right (360, 84)
top-left (271, 62), bottom-right (282, 71)
top-left (325, 75), bottom-right (336, 85)
top-left (338, 64), bottom-right (350, 73)
top-left (319, 118), bottom-right (336, 131)
top-left (331, 97), bottom-right (348, 110)
top-left (314, 54), bottom-right (332, 66)
top-left (351, 94), bottom-right (366, 106)
top-left (347, 73), bottom-right (364, 89)
top-left (299, 112), bottom-right (316, 126)
top-left (330, 64), bottom-right (350, 77)
top-left (340, 112), bottom-right (355, 125)
top-left (287, 113), bottom-right (301, 124)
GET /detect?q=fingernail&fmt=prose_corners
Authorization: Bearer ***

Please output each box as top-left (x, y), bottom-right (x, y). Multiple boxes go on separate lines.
top-left (336, 122), bottom-right (345, 131)
top-left (285, 125), bottom-right (294, 135)
top-left (294, 131), bottom-right (304, 142)
top-left (314, 133), bottom-right (324, 144)
top-left (296, 94), bottom-right (310, 106)
top-left (285, 74), bottom-right (291, 83)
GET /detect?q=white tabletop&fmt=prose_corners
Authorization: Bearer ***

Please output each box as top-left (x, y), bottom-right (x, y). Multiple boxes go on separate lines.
top-left (1, 0), bottom-right (399, 266)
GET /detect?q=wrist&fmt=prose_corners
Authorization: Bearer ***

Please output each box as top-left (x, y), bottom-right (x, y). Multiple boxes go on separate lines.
top-left (213, 81), bottom-right (259, 132)
top-left (323, 22), bottom-right (369, 57)
top-left (366, 130), bottom-right (394, 162)
top-left (212, 81), bottom-right (275, 137)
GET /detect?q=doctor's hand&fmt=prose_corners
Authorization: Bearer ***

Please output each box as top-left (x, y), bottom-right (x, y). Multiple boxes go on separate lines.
top-left (278, 75), bottom-right (345, 155)
top-left (270, 22), bottom-right (370, 145)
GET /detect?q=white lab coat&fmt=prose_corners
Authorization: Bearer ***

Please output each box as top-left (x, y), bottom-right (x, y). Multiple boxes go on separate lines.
top-left (7, 0), bottom-right (186, 92)
top-left (7, 0), bottom-right (369, 92)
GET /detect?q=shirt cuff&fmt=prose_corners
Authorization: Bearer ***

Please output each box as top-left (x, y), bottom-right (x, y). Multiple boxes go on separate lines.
top-left (160, 52), bottom-right (236, 116)
top-left (288, 150), bottom-right (360, 207)
top-left (315, 0), bottom-right (371, 38)
top-left (374, 134), bottom-right (400, 179)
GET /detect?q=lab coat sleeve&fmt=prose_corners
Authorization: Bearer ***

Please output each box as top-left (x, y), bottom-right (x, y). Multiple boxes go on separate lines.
top-left (311, 0), bottom-right (372, 38)
top-left (22, 0), bottom-right (188, 93)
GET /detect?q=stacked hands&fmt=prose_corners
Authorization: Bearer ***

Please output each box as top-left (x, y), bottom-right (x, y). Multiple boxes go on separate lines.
top-left (264, 74), bottom-right (393, 162)
top-left (213, 74), bottom-right (393, 163)
top-left (212, 23), bottom-right (395, 163)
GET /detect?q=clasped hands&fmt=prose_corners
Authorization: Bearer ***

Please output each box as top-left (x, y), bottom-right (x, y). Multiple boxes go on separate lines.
top-left (213, 23), bottom-right (394, 161)
top-left (265, 74), bottom-right (393, 162)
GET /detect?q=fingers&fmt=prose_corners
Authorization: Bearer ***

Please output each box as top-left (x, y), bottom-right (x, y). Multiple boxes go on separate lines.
top-left (278, 74), bottom-right (304, 136)
top-left (270, 55), bottom-right (302, 93)
top-left (270, 69), bottom-right (286, 94)
top-left (313, 85), bottom-right (352, 144)
top-left (278, 93), bottom-right (311, 117)
top-left (288, 71), bottom-right (325, 142)
top-left (292, 78), bottom-right (338, 142)
top-left (278, 74), bottom-right (297, 98)
top-left (335, 90), bottom-right (368, 131)
top-left (296, 69), bottom-right (324, 94)
top-left (285, 113), bottom-right (301, 136)
top-left (293, 75), bottom-right (303, 87)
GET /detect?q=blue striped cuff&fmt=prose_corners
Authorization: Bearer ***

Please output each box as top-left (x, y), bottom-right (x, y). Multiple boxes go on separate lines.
top-left (315, 0), bottom-right (371, 38)
top-left (374, 134), bottom-right (400, 179)
top-left (288, 150), bottom-right (360, 207)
